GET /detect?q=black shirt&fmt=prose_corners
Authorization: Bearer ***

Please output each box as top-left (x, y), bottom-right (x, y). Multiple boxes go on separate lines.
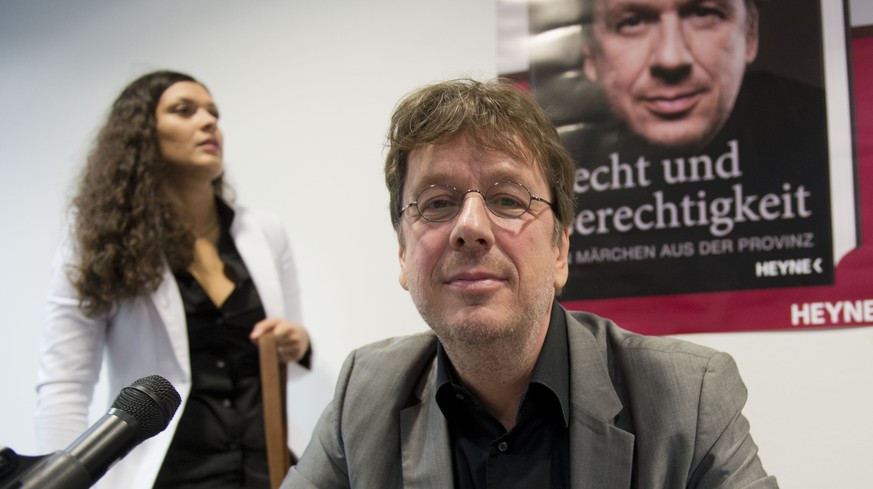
top-left (155, 201), bottom-right (270, 489)
top-left (435, 301), bottom-right (571, 489)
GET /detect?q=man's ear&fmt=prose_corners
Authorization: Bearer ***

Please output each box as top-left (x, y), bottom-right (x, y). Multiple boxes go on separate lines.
top-left (745, 4), bottom-right (760, 63)
top-left (582, 44), bottom-right (599, 82)
top-left (398, 245), bottom-right (409, 290)
top-left (553, 226), bottom-right (570, 290)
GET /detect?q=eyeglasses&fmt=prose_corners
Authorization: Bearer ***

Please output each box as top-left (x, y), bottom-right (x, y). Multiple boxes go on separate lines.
top-left (400, 180), bottom-right (554, 223)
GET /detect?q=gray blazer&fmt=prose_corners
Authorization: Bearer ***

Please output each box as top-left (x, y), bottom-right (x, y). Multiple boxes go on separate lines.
top-left (283, 309), bottom-right (777, 488)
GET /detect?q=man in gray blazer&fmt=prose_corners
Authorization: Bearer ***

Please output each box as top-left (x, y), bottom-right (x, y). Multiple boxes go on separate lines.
top-left (282, 78), bottom-right (778, 488)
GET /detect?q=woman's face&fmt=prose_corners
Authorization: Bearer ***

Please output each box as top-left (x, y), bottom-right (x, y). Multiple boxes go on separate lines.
top-left (155, 81), bottom-right (224, 180)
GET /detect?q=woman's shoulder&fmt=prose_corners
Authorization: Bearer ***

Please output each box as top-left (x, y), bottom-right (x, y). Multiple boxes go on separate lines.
top-left (227, 201), bottom-right (292, 252)
top-left (229, 201), bottom-right (284, 230)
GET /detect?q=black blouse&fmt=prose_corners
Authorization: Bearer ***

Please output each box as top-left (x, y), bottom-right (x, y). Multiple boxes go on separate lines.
top-left (154, 202), bottom-right (270, 489)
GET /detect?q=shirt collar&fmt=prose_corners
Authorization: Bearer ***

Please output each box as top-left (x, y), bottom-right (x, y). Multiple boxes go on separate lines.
top-left (175, 198), bottom-right (245, 286)
top-left (215, 197), bottom-right (236, 234)
top-left (529, 300), bottom-right (570, 426)
top-left (435, 299), bottom-right (571, 427)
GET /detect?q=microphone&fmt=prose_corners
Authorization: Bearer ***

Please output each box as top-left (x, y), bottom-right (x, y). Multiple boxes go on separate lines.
top-left (9, 375), bottom-right (181, 489)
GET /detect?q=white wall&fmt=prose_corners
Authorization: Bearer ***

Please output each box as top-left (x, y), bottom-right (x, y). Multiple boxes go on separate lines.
top-left (0, 1), bottom-right (870, 488)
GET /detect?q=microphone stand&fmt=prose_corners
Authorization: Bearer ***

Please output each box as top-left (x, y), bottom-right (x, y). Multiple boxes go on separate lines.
top-left (0, 446), bottom-right (64, 489)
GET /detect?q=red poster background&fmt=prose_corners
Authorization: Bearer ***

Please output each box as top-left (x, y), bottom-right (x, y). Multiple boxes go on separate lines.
top-left (560, 32), bottom-right (873, 335)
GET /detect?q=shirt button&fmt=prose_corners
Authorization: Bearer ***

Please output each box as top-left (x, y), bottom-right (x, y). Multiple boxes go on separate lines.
top-left (455, 393), bottom-right (465, 401)
top-left (216, 360), bottom-right (226, 369)
top-left (216, 317), bottom-right (225, 326)
top-left (497, 441), bottom-right (508, 452)
top-left (222, 399), bottom-right (232, 408)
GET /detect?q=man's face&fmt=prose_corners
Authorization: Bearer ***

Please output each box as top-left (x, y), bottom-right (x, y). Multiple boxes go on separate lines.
top-left (398, 135), bottom-right (569, 347)
top-left (583, 0), bottom-right (759, 149)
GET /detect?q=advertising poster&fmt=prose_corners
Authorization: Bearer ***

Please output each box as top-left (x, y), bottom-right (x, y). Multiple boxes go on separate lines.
top-left (497, 0), bottom-right (867, 333)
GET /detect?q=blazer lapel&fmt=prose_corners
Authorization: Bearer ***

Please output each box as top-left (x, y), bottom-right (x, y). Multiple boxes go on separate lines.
top-left (399, 357), bottom-right (455, 489)
top-left (147, 205), bottom-right (282, 381)
top-left (394, 311), bottom-right (635, 488)
top-left (149, 263), bottom-right (189, 377)
top-left (230, 208), bottom-right (285, 319)
top-left (565, 312), bottom-right (635, 489)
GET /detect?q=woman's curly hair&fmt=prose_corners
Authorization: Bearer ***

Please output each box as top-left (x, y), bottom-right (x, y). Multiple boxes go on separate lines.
top-left (71, 70), bottom-right (224, 317)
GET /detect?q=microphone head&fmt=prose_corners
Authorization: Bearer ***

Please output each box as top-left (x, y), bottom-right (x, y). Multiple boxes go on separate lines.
top-left (111, 375), bottom-right (181, 442)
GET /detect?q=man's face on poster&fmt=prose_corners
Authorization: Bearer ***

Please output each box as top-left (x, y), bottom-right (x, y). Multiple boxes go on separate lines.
top-left (583, 0), bottom-right (759, 149)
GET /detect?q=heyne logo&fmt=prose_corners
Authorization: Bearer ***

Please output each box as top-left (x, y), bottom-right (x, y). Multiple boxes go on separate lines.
top-left (756, 258), bottom-right (824, 277)
top-left (791, 299), bottom-right (873, 326)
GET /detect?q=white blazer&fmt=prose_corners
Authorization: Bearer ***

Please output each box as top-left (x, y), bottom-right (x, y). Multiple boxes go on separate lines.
top-left (36, 203), bottom-right (306, 489)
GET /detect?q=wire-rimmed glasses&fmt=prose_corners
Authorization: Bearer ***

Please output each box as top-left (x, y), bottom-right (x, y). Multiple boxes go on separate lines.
top-left (400, 180), bottom-right (554, 222)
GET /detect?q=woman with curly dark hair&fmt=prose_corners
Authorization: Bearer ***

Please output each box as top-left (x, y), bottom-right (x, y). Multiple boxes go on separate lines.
top-left (35, 70), bottom-right (311, 489)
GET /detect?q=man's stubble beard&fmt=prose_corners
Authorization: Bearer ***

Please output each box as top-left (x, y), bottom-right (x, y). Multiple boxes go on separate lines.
top-left (412, 270), bottom-right (556, 381)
